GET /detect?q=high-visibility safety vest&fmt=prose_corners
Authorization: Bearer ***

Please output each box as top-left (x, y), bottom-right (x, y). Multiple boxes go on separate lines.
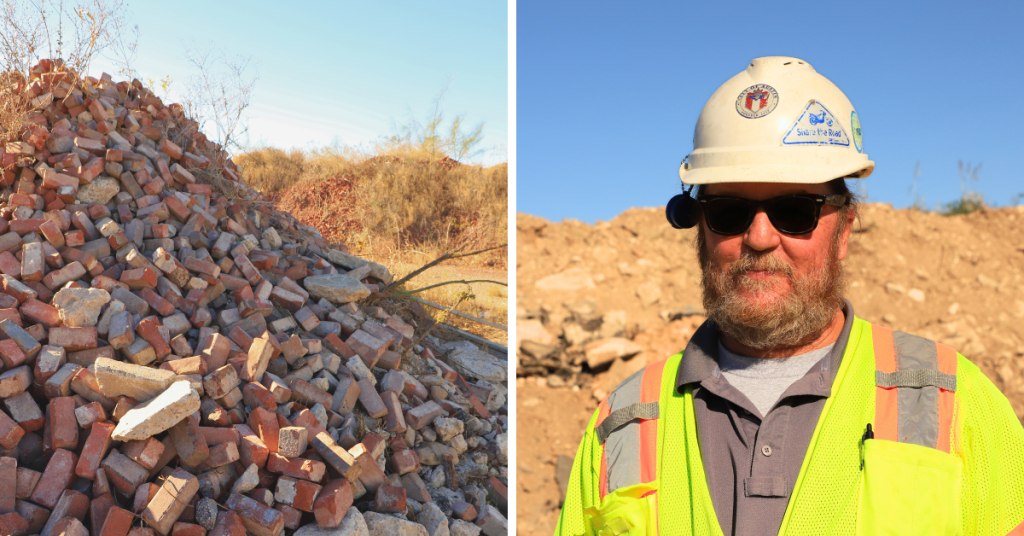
top-left (555, 317), bottom-right (1024, 536)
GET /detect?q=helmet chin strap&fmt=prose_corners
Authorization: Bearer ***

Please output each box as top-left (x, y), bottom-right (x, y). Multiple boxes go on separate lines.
top-left (666, 184), bottom-right (698, 229)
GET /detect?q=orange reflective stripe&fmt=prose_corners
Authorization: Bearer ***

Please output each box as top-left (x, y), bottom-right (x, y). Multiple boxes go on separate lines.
top-left (1008, 518), bottom-right (1024, 536)
top-left (639, 360), bottom-right (666, 484)
top-left (872, 325), bottom-right (899, 442)
top-left (597, 399), bottom-right (611, 498)
top-left (936, 342), bottom-right (957, 453)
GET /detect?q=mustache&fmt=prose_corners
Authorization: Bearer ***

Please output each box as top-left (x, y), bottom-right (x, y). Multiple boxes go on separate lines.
top-left (728, 251), bottom-right (794, 279)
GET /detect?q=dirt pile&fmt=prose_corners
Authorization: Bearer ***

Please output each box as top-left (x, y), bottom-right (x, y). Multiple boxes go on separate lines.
top-left (516, 203), bottom-right (1024, 535)
top-left (0, 60), bottom-right (507, 535)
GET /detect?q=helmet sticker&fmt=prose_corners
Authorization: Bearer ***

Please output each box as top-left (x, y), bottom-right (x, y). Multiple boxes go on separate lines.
top-left (851, 111), bottom-right (863, 152)
top-left (782, 100), bottom-right (850, 146)
top-left (735, 84), bottom-right (779, 119)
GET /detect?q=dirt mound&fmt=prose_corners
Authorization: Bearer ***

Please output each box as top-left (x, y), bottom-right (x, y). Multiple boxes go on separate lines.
top-left (276, 174), bottom-right (362, 246)
top-left (515, 203), bottom-right (1024, 535)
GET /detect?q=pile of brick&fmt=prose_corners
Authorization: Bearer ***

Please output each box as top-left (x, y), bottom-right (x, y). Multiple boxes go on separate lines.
top-left (0, 60), bottom-right (509, 536)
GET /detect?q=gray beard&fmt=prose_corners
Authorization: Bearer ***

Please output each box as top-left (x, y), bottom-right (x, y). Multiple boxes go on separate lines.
top-left (696, 225), bottom-right (846, 352)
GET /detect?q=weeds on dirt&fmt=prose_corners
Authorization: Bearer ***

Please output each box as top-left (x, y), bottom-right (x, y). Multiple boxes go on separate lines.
top-left (940, 161), bottom-right (985, 216)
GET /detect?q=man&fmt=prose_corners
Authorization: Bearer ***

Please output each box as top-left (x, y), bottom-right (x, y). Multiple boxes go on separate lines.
top-left (555, 57), bottom-right (1024, 536)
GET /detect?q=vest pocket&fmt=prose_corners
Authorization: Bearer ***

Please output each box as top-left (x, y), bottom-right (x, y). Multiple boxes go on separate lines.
top-left (857, 439), bottom-right (962, 536)
top-left (584, 483), bottom-right (658, 536)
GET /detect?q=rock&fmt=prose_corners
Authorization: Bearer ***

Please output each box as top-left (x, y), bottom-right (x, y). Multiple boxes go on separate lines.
top-left (326, 249), bottom-right (393, 285)
top-left (908, 288), bottom-right (925, 302)
top-left (584, 338), bottom-right (643, 368)
top-left (534, 268), bottom-right (595, 292)
top-left (474, 505), bottom-right (507, 536)
top-left (495, 434), bottom-right (507, 464)
top-left (566, 300), bottom-right (602, 331)
top-left (263, 227), bottom-right (283, 250)
top-left (304, 273), bottom-right (371, 304)
top-left (516, 319), bottom-right (556, 349)
top-left (885, 283), bottom-right (906, 294)
top-left (446, 347), bottom-right (506, 383)
top-left (76, 176), bottom-right (120, 204)
top-left (196, 498), bottom-right (218, 531)
top-left (51, 287), bottom-right (110, 327)
top-left (111, 381), bottom-right (201, 441)
top-left (418, 503), bottom-right (449, 536)
top-left (297, 507), bottom-right (370, 535)
top-left (949, 302), bottom-right (960, 315)
top-left (635, 281), bottom-right (661, 307)
top-left (231, 463), bottom-right (260, 494)
top-left (978, 274), bottom-right (1000, 288)
top-left (363, 511), bottom-right (428, 536)
top-left (433, 418), bottom-right (464, 442)
top-left (449, 520), bottom-right (481, 536)
top-left (416, 442), bottom-right (456, 466)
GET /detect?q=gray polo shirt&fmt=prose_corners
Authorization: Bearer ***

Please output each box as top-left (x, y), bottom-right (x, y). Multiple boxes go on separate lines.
top-left (674, 301), bottom-right (856, 536)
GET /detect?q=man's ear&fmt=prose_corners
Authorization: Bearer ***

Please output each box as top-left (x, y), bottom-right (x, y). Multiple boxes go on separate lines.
top-left (837, 208), bottom-right (856, 261)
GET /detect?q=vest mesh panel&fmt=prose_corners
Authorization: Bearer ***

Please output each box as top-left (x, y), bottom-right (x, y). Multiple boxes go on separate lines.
top-left (778, 318), bottom-right (875, 535)
top-left (658, 352), bottom-right (722, 535)
top-left (954, 356), bottom-right (1024, 535)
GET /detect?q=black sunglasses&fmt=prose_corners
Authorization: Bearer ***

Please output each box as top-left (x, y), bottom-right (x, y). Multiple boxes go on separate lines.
top-left (697, 193), bottom-right (848, 236)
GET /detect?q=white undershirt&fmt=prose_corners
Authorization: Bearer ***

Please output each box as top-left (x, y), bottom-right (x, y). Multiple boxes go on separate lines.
top-left (717, 342), bottom-right (835, 417)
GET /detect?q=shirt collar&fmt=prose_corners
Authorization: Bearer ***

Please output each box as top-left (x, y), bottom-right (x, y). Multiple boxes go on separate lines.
top-left (675, 299), bottom-right (856, 394)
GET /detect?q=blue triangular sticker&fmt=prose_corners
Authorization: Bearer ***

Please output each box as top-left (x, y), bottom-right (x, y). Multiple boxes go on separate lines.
top-left (782, 101), bottom-right (850, 146)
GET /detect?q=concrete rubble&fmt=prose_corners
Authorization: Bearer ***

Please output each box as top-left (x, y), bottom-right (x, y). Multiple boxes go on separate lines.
top-left (0, 61), bottom-right (508, 536)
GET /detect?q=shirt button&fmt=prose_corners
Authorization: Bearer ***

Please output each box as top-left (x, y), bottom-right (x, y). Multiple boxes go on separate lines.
top-left (761, 445), bottom-right (773, 457)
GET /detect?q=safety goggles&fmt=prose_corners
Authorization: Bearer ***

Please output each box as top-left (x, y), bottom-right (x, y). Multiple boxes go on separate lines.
top-left (697, 193), bottom-right (848, 236)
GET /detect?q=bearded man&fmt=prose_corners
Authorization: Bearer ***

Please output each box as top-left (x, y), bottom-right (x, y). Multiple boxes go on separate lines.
top-left (554, 58), bottom-right (1024, 536)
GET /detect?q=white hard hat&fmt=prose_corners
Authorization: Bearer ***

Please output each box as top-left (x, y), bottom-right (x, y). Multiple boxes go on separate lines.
top-left (680, 56), bottom-right (874, 185)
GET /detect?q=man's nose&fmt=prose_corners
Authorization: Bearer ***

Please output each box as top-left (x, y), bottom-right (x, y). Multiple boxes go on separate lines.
top-left (743, 209), bottom-right (781, 251)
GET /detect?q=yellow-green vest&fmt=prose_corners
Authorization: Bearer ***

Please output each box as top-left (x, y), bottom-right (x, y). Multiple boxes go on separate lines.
top-left (555, 317), bottom-right (1024, 536)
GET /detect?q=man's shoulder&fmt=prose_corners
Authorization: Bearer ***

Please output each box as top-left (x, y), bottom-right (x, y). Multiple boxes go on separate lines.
top-left (599, 354), bottom-right (680, 408)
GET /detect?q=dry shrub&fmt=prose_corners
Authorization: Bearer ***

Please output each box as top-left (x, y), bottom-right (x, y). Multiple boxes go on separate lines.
top-left (233, 147), bottom-right (306, 193)
top-left (245, 143), bottom-right (507, 268)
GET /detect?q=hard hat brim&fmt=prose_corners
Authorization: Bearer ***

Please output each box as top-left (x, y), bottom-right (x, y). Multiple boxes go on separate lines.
top-left (679, 160), bottom-right (874, 185)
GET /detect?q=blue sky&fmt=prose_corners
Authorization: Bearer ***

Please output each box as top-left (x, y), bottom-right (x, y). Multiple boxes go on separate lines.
top-left (87, 1), bottom-right (508, 165)
top-left (518, 1), bottom-right (1024, 223)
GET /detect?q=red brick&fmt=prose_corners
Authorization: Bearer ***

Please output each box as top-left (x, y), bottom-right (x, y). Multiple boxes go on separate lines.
top-left (405, 401), bottom-right (443, 430)
top-left (99, 505), bottom-right (134, 536)
top-left (209, 510), bottom-right (245, 536)
top-left (0, 411), bottom-right (24, 449)
top-left (48, 326), bottom-right (97, 351)
top-left (30, 447), bottom-right (78, 508)
top-left (247, 406), bottom-right (279, 454)
top-left (89, 492), bottom-right (115, 533)
top-left (0, 339), bottom-right (26, 370)
top-left (48, 396), bottom-right (78, 449)
top-left (206, 441), bottom-right (239, 467)
top-left (170, 522), bottom-right (206, 536)
top-left (356, 378), bottom-right (387, 418)
top-left (136, 316), bottom-right (170, 358)
top-left (453, 499), bottom-right (477, 520)
top-left (0, 512), bottom-right (27, 535)
top-left (266, 453), bottom-right (325, 482)
top-left (225, 492), bottom-right (283, 536)
top-left (169, 415), bottom-right (209, 467)
top-left (139, 288), bottom-right (175, 316)
top-left (374, 483), bottom-right (407, 514)
top-left (101, 450), bottom-right (149, 496)
top-left (142, 468), bottom-right (199, 535)
top-left (16, 467), bottom-right (40, 500)
top-left (234, 424), bottom-right (268, 468)
top-left (120, 267), bottom-right (157, 289)
top-left (391, 449), bottom-right (420, 475)
top-left (312, 478), bottom-right (353, 529)
top-left (274, 476), bottom-right (320, 512)
top-left (76, 420), bottom-right (114, 479)
top-left (121, 437), bottom-right (165, 470)
top-left (20, 298), bottom-right (60, 327)
top-left (273, 503), bottom-right (302, 530)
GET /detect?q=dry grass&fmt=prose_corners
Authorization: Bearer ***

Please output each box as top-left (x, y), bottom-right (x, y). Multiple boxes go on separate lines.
top-left (236, 143), bottom-right (507, 268)
top-left (236, 142), bottom-right (508, 346)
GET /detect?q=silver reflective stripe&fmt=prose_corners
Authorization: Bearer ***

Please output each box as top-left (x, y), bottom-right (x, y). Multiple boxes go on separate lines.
top-left (875, 369), bottom-right (957, 391)
top-left (878, 331), bottom-right (955, 449)
top-left (600, 368), bottom-right (647, 493)
top-left (596, 402), bottom-right (660, 444)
